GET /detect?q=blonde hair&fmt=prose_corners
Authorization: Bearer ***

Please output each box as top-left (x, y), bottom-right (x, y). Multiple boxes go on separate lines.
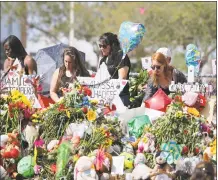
top-left (151, 52), bottom-right (173, 87)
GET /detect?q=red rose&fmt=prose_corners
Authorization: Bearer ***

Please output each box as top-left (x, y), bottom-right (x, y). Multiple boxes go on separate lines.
top-left (10, 148), bottom-right (20, 158)
top-left (182, 146), bottom-right (189, 154)
top-left (81, 107), bottom-right (88, 114)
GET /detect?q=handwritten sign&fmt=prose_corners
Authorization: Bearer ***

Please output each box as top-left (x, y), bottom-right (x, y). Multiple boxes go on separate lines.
top-left (169, 81), bottom-right (214, 94)
top-left (141, 56), bottom-right (152, 70)
top-left (1, 72), bottom-right (41, 108)
top-left (77, 77), bottom-right (128, 102)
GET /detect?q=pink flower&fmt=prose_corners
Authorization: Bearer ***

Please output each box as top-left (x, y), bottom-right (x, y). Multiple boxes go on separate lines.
top-left (34, 138), bottom-right (45, 148)
top-left (34, 165), bottom-right (42, 174)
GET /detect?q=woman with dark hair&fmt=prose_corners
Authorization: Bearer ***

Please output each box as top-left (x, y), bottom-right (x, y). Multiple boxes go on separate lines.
top-left (50, 46), bottom-right (90, 102)
top-left (98, 32), bottom-right (131, 106)
top-left (3, 35), bottom-right (37, 75)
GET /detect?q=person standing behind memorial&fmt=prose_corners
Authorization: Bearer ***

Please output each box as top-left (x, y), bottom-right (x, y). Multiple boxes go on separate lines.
top-left (98, 32), bottom-right (131, 107)
top-left (142, 52), bottom-right (187, 101)
top-left (156, 47), bottom-right (187, 83)
top-left (50, 46), bottom-right (90, 102)
top-left (3, 35), bottom-right (37, 75)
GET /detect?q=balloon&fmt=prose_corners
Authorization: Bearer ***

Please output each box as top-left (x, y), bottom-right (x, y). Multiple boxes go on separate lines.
top-left (185, 44), bottom-right (201, 74)
top-left (144, 89), bottom-right (172, 112)
top-left (118, 21), bottom-right (146, 59)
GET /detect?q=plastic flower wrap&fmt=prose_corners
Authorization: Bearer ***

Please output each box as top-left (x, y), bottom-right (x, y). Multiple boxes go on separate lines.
top-left (118, 21), bottom-right (146, 59)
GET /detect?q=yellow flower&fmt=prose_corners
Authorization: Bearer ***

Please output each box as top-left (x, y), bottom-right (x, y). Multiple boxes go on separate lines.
top-left (104, 138), bottom-right (113, 147)
top-left (11, 89), bottom-right (21, 100)
top-left (21, 95), bottom-right (31, 107)
top-left (210, 139), bottom-right (216, 155)
top-left (66, 110), bottom-right (70, 118)
top-left (90, 99), bottom-right (98, 105)
top-left (175, 111), bottom-right (183, 118)
top-left (87, 109), bottom-right (97, 121)
top-left (187, 107), bottom-right (200, 117)
top-left (142, 137), bottom-right (148, 143)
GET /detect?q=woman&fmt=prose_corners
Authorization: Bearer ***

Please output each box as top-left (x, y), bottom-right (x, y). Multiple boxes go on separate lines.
top-left (50, 46), bottom-right (90, 102)
top-left (142, 52), bottom-right (187, 102)
top-left (98, 32), bottom-right (131, 106)
top-left (3, 35), bottom-right (37, 75)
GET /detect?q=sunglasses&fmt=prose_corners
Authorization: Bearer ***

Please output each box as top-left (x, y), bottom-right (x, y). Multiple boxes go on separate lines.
top-left (99, 44), bottom-right (107, 49)
top-left (151, 65), bottom-right (161, 70)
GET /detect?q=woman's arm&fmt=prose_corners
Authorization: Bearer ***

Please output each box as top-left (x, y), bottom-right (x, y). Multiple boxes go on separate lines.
top-left (118, 66), bottom-right (129, 79)
top-left (24, 55), bottom-right (37, 75)
top-left (3, 58), bottom-right (11, 72)
top-left (50, 68), bottom-right (60, 103)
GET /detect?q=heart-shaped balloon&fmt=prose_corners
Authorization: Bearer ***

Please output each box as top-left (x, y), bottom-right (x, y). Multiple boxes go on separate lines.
top-left (118, 21), bottom-right (146, 59)
top-left (185, 44), bottom-right (201, 68)
top-left (144, 88), bottom-right (172, 112)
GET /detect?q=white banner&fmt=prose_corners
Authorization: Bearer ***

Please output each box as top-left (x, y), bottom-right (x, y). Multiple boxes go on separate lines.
top-left (77, 77), bottom-right (128, 102)
top-left (1, 72), bottom-right (41, 108)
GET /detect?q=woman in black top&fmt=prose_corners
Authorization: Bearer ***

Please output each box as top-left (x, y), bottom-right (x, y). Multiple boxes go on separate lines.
top-left (50, 47), bottom-right (90, 102)
top-left (98, 32), bottom-right (131, 106)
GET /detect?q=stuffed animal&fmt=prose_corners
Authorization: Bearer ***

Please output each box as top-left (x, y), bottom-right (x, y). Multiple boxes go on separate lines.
top-left (120, 143), bottom-right (135, 171)
top-left (137, 133), bottom-right (155, 153)
top-left (151, 152), bottom-right (173, 180)
top-left (132, 153), bottom-right (152, 180)
top-left (23, 124), bottom-right (39, 150)
top-left (0, 132), bottom-right (20, 159)
top-left (74, 156), bottom-right (98, 180)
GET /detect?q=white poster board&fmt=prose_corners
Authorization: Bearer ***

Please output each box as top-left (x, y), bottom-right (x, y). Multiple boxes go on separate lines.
top-left (141, 56), bottom-right (152, 70)
top-left (77, 77), bottom-right (127, 102)
top-left (1, 72), bottom-right (41, 108)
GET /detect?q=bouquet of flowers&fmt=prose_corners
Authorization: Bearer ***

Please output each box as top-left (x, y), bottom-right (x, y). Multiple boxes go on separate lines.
top-left (146, 98), bottom-right (207, 155)
top-left (129, 69), bottom-right (149, 108)
top-left (0, 89), bottom-right (35, 133)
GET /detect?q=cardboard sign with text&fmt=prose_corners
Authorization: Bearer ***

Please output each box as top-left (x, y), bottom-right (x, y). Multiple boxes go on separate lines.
top-left (77, 77), bottom-right (128, 102)
top-left (1, 72), bottom-right (41, 108)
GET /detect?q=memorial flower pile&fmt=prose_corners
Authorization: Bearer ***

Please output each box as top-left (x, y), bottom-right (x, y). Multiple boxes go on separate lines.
top-left (1, 89), bottom-right (35, 133)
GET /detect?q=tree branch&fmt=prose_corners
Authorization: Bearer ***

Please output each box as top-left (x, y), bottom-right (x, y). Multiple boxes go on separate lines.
top-left (27, 23), bottom-right (61, 43)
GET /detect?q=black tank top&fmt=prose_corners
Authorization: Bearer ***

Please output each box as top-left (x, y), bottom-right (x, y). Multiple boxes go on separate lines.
top-left (57, 73), bottom-right (74, 97)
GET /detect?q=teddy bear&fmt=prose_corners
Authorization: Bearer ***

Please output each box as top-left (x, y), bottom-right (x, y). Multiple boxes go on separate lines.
top-left (137, 133), bottom-right (155, 153)
top-left (74, 156), bottom-right (98, 180)
top-left (132, 153), bottom-right (152, 180)
top-left (150, 152), bottom-right (174, 180)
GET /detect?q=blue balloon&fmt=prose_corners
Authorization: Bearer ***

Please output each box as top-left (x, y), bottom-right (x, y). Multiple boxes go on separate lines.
top-left (118, 21), bottom-right (146, 59)
top-left (185, 44), bottom-right (201, 67)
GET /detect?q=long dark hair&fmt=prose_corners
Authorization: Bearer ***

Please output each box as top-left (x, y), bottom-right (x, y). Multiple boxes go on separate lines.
top-left (56, 47), bottom-right (90, 88)
top-left (3, 35), bottom-right (27, 63)
top-left (99, 32), bottom-right (122, 64)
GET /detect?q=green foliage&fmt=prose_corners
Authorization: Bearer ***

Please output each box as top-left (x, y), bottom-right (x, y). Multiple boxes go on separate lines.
top-left (1, 2), bottom-right (216, 65)
top-left (148, 102), bottom-right (205, 153)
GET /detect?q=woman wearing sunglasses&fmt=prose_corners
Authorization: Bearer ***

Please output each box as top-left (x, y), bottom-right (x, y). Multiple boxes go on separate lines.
top-left (98, 32), bottom-right (131, 107)
top-left (141, 52), bottom-right (187, 102)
